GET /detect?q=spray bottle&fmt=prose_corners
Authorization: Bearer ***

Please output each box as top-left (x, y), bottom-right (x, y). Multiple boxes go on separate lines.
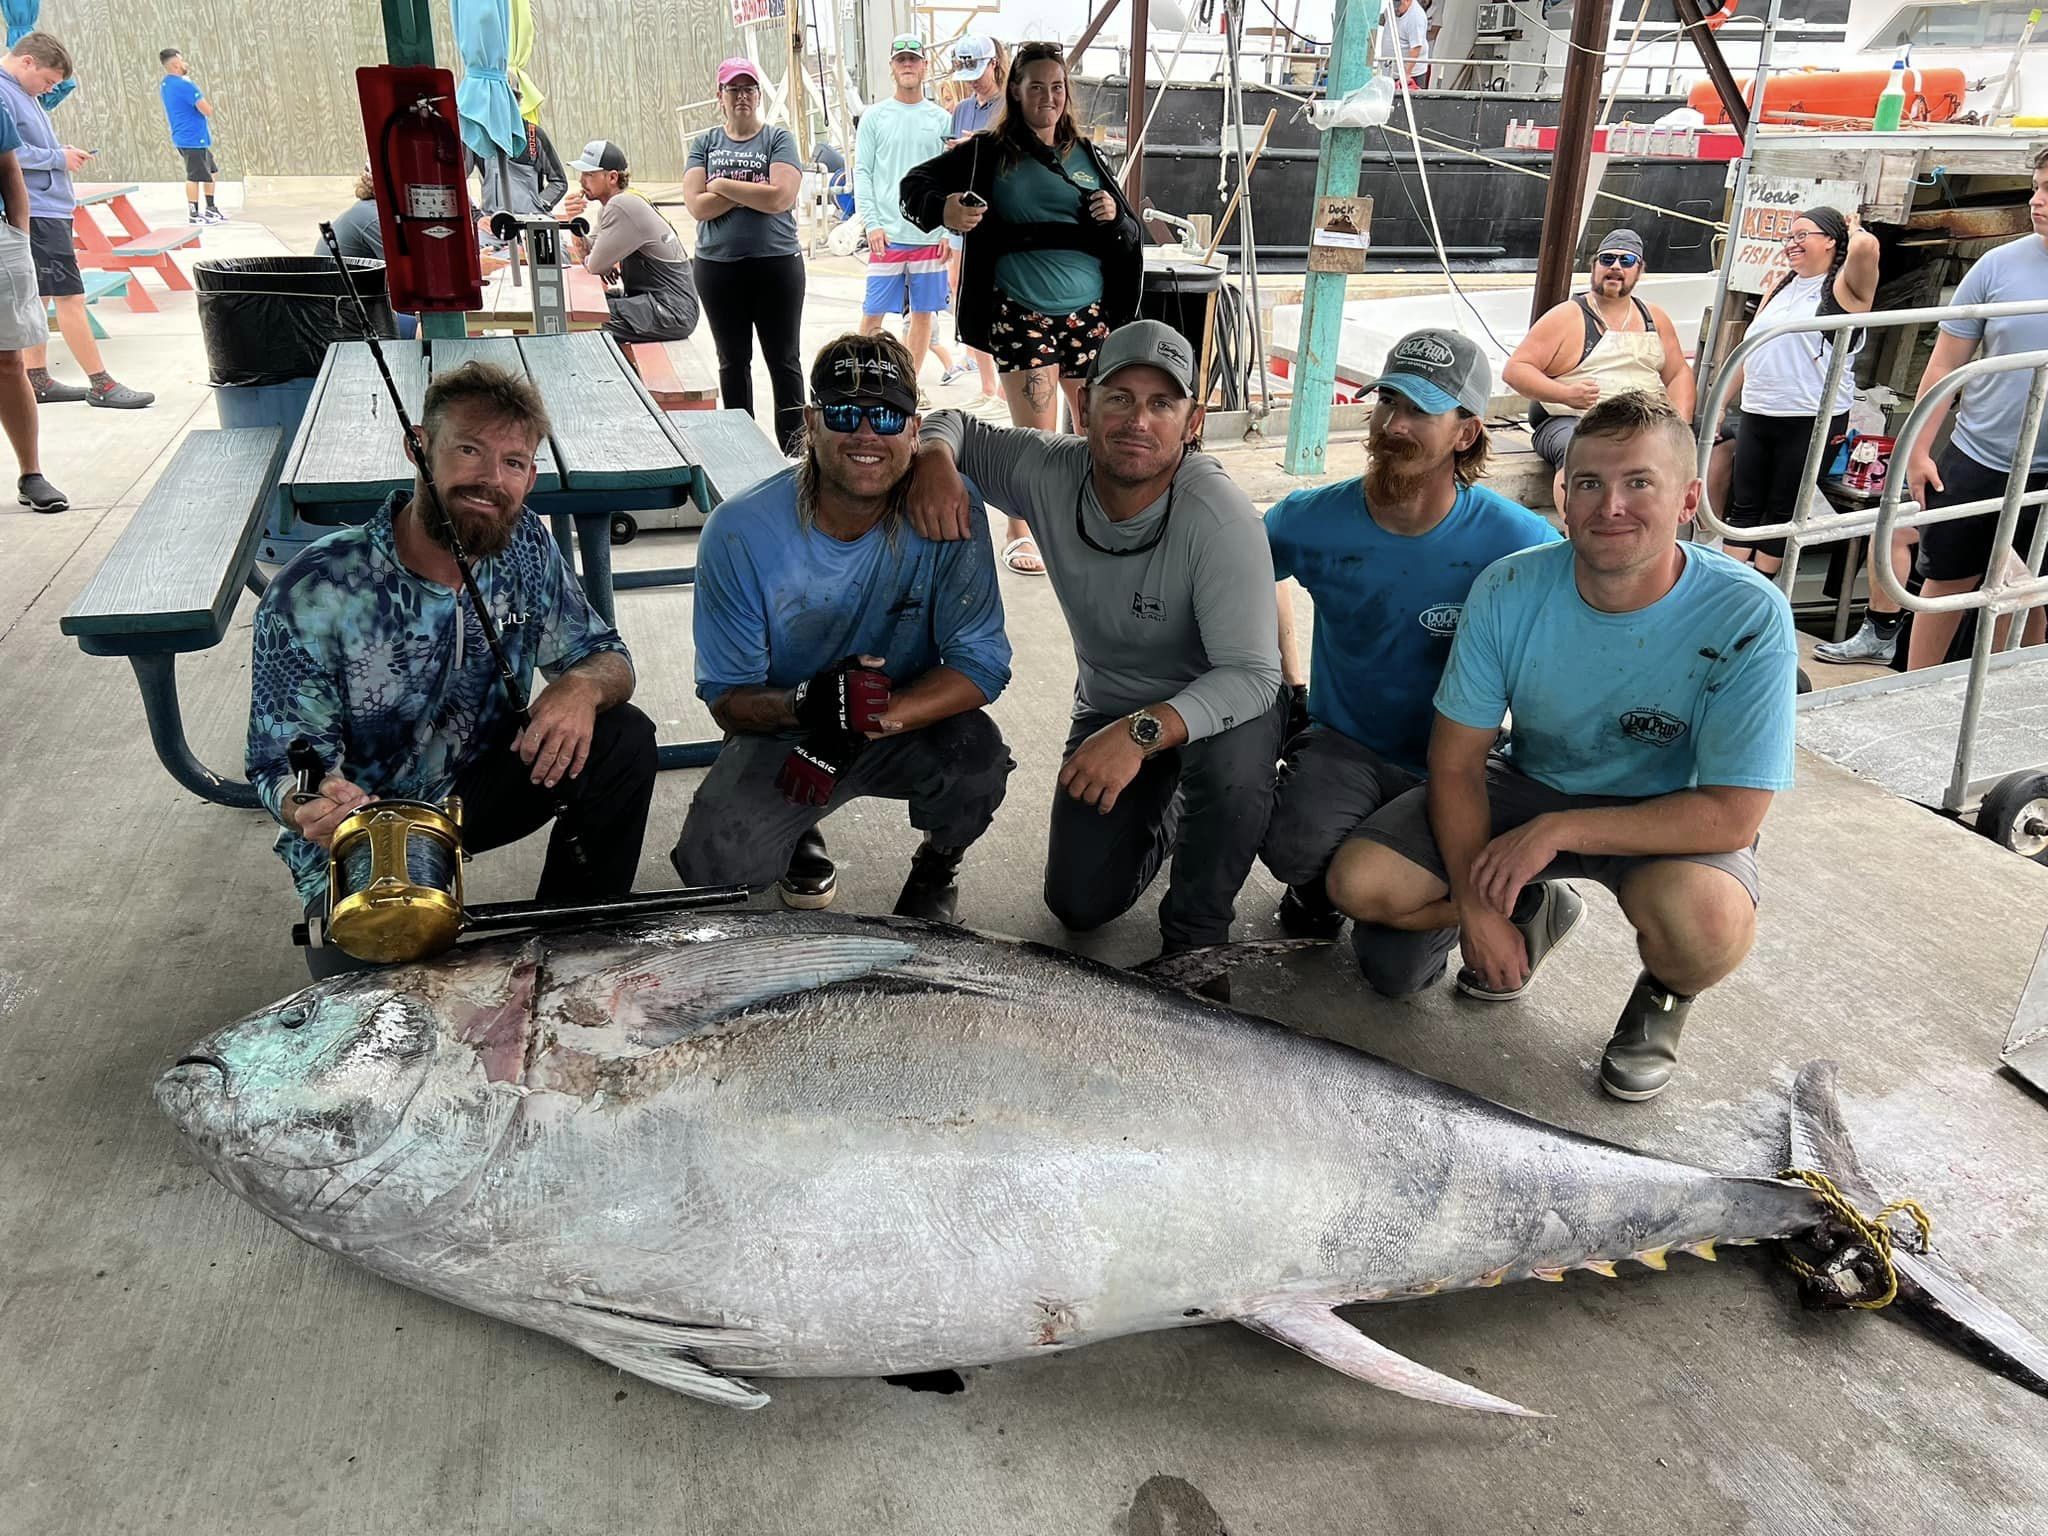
top-left (1874, 45), bottom-right (1912, 132)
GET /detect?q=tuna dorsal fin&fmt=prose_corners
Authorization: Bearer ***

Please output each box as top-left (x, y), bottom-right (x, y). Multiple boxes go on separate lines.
top-left (1237, 1303), bottom-right (1546, 1418)
top-left (559, 935), bottom-right (915, 1053)
top-left (1131, 939), bottom-right (1329, 994)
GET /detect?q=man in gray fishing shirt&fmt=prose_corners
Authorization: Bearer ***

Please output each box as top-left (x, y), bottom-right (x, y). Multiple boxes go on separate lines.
top-left (907, 319), bottom-right (1284, 988)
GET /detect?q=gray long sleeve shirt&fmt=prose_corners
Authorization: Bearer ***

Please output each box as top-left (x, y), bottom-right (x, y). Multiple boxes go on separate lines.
top-left (922, 411), bottom-right (1280, 741)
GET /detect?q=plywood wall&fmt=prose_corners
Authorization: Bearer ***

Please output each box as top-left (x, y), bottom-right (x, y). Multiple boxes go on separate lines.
top-left (26, 1), bottom-right (765, 184)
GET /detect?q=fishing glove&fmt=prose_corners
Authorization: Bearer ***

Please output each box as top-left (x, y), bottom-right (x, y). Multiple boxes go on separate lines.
top-left (777, 730), bottom-right (867, 807)
top-left (792, 656), bottom-right (892, 736)
top-left (1283, 682), bottom-right (1310, 744)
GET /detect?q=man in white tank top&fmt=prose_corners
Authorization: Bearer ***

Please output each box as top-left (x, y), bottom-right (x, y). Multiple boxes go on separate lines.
top-left (1504, 229), bottom-right (1697, 513)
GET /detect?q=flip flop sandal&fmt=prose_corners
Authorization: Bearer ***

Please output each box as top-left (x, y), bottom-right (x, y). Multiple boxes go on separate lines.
top-left (1001, 535), bottom-right (1047, 576)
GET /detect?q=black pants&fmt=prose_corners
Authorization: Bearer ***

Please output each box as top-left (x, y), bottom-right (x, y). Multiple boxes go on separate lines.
top-left (694, 252), bottom-right (808, 456)
top-left (1727, 409), bottom-right (1848, 561)
top-left (671, 711), bottom-right (1013, 888)
top-left (303, 704), bottom-right (659, 980)
top-left (1043, 692), bottom-right (1286, 951)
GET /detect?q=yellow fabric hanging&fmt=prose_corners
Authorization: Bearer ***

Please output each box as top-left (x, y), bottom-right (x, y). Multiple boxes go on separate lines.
top-left (510, 0), bottom-right (545, 124)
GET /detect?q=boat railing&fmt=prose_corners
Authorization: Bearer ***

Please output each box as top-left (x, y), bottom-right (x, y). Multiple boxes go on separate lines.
top-left (1697, 301), bottom-right (2048, 813)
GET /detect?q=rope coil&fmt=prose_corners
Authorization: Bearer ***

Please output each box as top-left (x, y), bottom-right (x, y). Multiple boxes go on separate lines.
top-left (1778, 1167), bottom-right (1934, 1311)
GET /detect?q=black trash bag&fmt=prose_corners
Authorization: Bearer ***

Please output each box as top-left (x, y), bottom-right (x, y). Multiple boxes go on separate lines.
top-left (194, 256), bottom-right (397, 387)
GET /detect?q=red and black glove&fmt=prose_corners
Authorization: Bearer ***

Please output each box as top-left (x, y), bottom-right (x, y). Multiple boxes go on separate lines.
top-left (776, 730), bottom-right (867, 807)
top-left (792, 656), bottom-right (892, 735)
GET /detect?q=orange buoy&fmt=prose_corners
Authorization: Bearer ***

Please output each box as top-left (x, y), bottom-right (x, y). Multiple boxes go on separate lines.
top-left (1687, 67), bottom-right (1967, 126)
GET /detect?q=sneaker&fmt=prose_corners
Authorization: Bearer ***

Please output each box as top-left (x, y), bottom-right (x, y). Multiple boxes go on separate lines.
top-left (939, 360), bottom-right (972, 387)
top-left (33, 376), bottom-right (91, 404)
top-left (203, 208), bottom-right (229, 224)
top-left (1277, 880), bottom-right (1345, 940)
top-left (187, 209), bottom-right (205, 224)
top-left (1812, 618), bottom-right (1899, 666)
top-left (916, 388), bottom-right (934, 412)
top-left (1599, 971), bottom-right (1695, 1102)
top-left (777, 828), bottom-right (836, 910)
top-left (1455, 880), bottom-right (1585, 1001)
top-left (893, 841), bottom-right (966, 923)
top-left (16, 473), bottom-right (67, 512)
top-left (89, 381), bottom-right (155, 409)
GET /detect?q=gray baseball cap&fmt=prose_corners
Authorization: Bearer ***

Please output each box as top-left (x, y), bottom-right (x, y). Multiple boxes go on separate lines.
top-left (1088, 319), bottom-right (1196, 397)
top-left (568, 139), bottom-right (628, 173)
top-left (1364, 328), bottom-right (1490, 417)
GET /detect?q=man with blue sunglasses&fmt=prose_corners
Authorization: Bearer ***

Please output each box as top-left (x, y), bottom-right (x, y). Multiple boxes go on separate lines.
top-left (1503, 228), bottom-right (1695, 512)
top-left (673, 332), bottom-right (1014, 922)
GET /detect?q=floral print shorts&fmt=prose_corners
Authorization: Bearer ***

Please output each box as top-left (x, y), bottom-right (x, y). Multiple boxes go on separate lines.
top-left (986, 294), bottom-right (1111, 379)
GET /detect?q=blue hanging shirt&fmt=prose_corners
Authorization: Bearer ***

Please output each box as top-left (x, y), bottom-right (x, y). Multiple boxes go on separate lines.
top-left (692, 465), bottom-right (1011, 709)
top-left (1264, 477), bottom-right (1558, 775)
top-left (245, 493), bottom-right (632, 906)
top-left (1434, 540), bottom-right (1798, 797)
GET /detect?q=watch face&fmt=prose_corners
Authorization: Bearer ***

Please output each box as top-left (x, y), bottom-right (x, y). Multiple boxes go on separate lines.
top-left (1130, 711), bottom-right (1162, 746)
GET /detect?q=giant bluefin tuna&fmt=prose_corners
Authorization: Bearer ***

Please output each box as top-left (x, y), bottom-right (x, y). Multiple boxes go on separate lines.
top-left (154, 914), bottom-right (2048, 1414)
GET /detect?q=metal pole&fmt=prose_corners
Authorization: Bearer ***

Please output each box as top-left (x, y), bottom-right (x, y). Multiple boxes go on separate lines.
top-left (1992, 370), bottom-right (2048, 651)
top-left (1694, 0), bottom-right (1785, 421)
top-left (380, 0), bottom-right (434, 66)
top-left (1530, 0), bottom-right (1615, 324)
top-left (1068, 0), bottom-right (1129, 69)
top-left (1280, 0), bottom-right (1380, 475)
top-left (1222, 1), bottom-right (1268, 424)
top-left (1123, 0), bottom-right (1152, 208)
top-left (1670, 0), bottom-right (1751, 135)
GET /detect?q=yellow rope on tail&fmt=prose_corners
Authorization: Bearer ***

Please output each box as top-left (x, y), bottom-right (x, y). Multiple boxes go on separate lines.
top-left (1777, 1168), bottom-right (1935, 1310)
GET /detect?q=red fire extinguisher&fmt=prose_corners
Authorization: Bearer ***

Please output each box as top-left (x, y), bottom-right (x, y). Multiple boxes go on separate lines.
top-left (354, 65), bottom-right (482, 314)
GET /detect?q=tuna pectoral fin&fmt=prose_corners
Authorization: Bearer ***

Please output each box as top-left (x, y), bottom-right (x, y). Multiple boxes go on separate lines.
top-left (580, 936), bottom-right (917, 1048)
top-left (554, 1305), bottom-right (772, 1409)
top-left (1132, 939), bottom-right (1329, 994)
top-left (1237, 1305), bottom-right (1546, 1418)
top-left (1790, 1059), bottom-right (2048, 1396)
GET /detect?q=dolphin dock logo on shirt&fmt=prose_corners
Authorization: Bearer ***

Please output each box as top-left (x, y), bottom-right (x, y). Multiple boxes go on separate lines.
top-left (1619, 708), bottom-right (1688, 747)
top-left (1416, 603), bottom-right (1463, 636)
top-left (1131, 592), bottom-right (1165, 622)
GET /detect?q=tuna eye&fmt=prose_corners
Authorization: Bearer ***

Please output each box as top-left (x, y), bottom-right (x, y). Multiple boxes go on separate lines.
top-left (278, 1005), bottom-right (310, 1031)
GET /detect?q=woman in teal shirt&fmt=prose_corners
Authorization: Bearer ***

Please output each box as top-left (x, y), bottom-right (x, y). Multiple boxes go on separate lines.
top-left (903, 40), bottom-right (1143, 574)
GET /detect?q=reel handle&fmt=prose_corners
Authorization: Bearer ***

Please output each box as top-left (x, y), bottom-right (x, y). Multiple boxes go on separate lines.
top-left (287, 736), bottom-right (326, 807)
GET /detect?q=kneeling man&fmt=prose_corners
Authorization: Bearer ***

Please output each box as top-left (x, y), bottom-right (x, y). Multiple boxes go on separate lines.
top-left (1329, 393), bottom-right (1796, 1101)
top-left (672, 331), bottom-right (1014, 921)
top-left (247, 361), bottom-right (655, 979)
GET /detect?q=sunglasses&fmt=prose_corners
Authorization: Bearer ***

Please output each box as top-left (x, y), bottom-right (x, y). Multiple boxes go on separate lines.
top-left (721, 81), bottom-right (760, 96)
top-left (816, 401), bottom-right (910, 436)
top-left (1595, 252), bottom-right (1641, 269)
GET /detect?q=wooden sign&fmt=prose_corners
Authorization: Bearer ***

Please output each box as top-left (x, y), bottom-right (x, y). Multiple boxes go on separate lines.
top-left (1729, 177), bottom-right (1859, 294)
top-left (1307, 195), bottom-right (1371, 275)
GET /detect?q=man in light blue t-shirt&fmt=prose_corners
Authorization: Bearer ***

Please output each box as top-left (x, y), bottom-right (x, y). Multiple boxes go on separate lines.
top-left (1332, 392), bottom-right (1797, 1103)
top-left (1260, 329), bottom-right (1557, 995)
top-left (672, 332), bottom-right (1014, 922)
top-left (854, 35), bottom-right (954, 385)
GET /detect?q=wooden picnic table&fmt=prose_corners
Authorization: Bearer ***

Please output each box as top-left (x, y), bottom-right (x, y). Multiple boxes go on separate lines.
top-left (273, 330), bottom-right (732, 768)
top-left (467, 263), bottom-right (612, 334)
top-left (70, 181), bottom-right (198, 312)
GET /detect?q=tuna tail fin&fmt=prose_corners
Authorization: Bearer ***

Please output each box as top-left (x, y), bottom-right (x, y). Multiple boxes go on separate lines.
top-left (1236, 1302), bottom-right (1547, 1418)
top-left (1132, 939), bottom-right (1330, 995)
top-left (1789, 1059), bottom-right (2048, 1396)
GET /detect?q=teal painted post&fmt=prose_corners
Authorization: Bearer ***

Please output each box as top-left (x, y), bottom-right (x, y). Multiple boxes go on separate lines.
top-left (380, 1), bottom-right (466, 340)
top-left (1281, 0), bottom-right (1382, 476)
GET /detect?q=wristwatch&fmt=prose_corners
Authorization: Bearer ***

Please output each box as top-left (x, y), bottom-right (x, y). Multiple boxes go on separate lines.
top-left (1126, 709), bottom-right (1164, 752)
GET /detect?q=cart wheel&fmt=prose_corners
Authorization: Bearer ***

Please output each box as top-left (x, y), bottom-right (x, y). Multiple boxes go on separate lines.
top-left (1977, 771), bottom-right (2048, 863)
top-left (610, 513), bottom-right (637, 546)
top-left (1796, 667), bottom-right (1813, 695)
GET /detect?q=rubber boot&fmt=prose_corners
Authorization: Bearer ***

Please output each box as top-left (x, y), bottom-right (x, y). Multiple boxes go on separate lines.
top-left (778, 828), bottom-right (836, 910)
top-left (1599, 970), bottom-right (1695, 1102)
top-left (893, 842), bottom-right (966, 923)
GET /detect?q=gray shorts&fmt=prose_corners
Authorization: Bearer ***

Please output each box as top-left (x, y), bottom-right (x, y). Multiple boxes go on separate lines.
top-left (1355, 758), bottom-right (1762, 905)
top-left (1531, 412), bottom-right (1578, 469)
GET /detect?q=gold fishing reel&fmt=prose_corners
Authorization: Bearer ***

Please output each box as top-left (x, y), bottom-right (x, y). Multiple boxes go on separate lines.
top-left (323, 797), bottom-right (467, 964)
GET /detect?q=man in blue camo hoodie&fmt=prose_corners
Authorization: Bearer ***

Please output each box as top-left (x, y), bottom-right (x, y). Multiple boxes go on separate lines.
top-left (246, 362), bottom-right (656, 978)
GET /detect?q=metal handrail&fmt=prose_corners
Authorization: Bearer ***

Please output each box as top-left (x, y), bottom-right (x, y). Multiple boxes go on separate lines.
top-left (1695, 298), bottom-right (2048, 600)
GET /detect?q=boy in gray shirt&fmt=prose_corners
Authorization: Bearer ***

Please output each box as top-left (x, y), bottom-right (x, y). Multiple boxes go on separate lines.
top-left (909, 320), bottom-right (1284, 982)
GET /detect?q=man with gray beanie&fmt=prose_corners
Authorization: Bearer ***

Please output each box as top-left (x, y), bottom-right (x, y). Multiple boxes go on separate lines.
top-left (904, 318), bottom-right (1285, 992)
top-left (1503, 228), bottom-right (1694, 509)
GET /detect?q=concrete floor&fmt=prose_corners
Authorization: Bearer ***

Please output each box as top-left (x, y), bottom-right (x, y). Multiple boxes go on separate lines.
top-left (4, 182), bottom-right (2047, 1536)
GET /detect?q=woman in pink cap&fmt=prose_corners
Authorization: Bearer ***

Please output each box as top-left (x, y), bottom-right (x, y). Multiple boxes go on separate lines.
top-left (681, 58), bottom-right (807, 452)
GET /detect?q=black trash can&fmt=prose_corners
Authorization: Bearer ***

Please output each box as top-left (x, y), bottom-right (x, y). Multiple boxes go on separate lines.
top-left (1139, 259), bottom-right (1224, 372)
top-left (195, 256), bottom-right (396, 565)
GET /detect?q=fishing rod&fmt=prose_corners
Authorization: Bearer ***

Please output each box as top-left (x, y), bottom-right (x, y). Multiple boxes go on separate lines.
top-left (317, 221), bottom-right (585, 866)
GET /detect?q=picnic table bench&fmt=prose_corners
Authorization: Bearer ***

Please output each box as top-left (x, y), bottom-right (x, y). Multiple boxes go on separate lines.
top-left (58, 427), bottom-right (284, 808)
top-left (71, 182), bottom-right (199, 312)
top-left (60, 269), bottom-right (132, 340)
top-left (62, 333), bottom-right (792, 804)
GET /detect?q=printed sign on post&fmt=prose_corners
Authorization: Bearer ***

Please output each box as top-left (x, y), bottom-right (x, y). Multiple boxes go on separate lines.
top-left (1729, 177), bottom-right (1860, 294)
top-left (1307, 195), bottom-right (1372, 275)
top-left (730, 0), bottom-right (787, 25)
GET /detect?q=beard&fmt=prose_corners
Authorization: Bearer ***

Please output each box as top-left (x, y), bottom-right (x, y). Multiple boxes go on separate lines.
top-left (428, 484), bottom-right (518, 559)
top-left (1364, 433), bottom-right (1435, 507)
